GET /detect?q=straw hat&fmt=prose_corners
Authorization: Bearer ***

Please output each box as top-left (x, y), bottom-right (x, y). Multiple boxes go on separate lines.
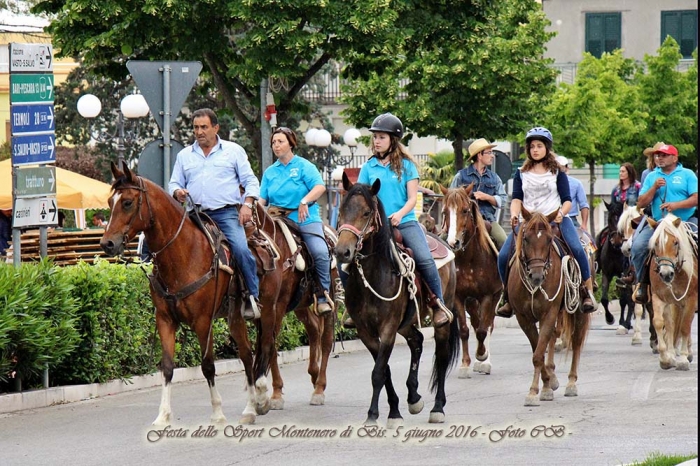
top-left (643, 141), bottom-right (665, 157)
top-left (468, 138), bottom-right (497, 159)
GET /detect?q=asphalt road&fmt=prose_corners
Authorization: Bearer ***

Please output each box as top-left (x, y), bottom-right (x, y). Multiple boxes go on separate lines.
top-left (1, 310), bottom-right (697, 466)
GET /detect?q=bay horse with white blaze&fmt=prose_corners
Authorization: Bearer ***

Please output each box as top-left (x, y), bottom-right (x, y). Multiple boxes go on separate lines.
top-left (440, 184), bottom-right (502, 378)
top-left (647, 214), bottom-right (697, 370)
top-left (100, 163), bottom-right (336, 425)
top-left (334, 175), bottom-right (459, 425)
top-left (506, 208), bottom-right (590, 406)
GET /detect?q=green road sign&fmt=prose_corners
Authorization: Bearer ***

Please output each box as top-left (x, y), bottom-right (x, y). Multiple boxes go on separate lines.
top-left (10, 74), bottom-right (54, 103)
top-left (15, 165), bottom-right (57, 198)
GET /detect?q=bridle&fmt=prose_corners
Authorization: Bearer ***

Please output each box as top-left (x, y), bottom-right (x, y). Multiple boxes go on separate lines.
top-left (113, 176), bottom-right (188, 259)
top-left (444, 196), bottom-right (478, 252)
top-left (336, 195), bottom-right (382, 255)
top-left (518, 223), bottom-right (553, 277)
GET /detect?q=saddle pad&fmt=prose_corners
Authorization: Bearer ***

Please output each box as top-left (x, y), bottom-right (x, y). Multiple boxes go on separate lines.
top-left (274, 218), bottom-right (306, 271)
top-left (426, 234), bottom-right (450, 260)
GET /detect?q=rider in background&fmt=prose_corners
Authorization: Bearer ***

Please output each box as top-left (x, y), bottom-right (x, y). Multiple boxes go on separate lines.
top-left (449, 138), bottom-right (507, 249)
top-left (496, 127), bottom-right (596, 318)
top-left (169, 108), bottom-right (261, 321)
top-left (630, 143), bottom-right (698, 304)
top-left (556, 155), bottom-right (590, 231)
top-left (259, 127), bottom-right (333, 315)
top-left (611, 163), bottom-right (642, 206)
top-left (354, 112), bottom-right (453, 327)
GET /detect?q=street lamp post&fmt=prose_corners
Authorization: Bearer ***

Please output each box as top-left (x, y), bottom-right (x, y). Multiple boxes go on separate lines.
top-left (77, 93), bottom-right (150, 167)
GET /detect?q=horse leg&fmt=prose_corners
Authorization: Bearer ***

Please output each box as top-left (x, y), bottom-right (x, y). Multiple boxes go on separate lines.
top-left (515, 313), bottom-right (543, 406)
top-left (359, 333), bottom-right (399, 425)
top-left (295, 308), bottom-right (325, 405)
top-left (428, 317), bottom-right (459, 423)
top-left (152, 314), bottom-right (177, 426)
top-left (474, 296), bottom-right (496, 375)
top-left (313, 311), bottom-right (334, 405)
top-left (545, 331), bottom-right (559, 392)
top-left (601, 275), bottom-right (614, 325)
top-left (456, 298), bottom-right (472, 379)
top-left (616, 297), bottom-right (630, 335)
top-left (193, 319), bottom-right (226, 424)
top-left (647, 303), bottom-right (659, 354)
top-left (466, 297), bottom-right (483, 373)
top-left (399, 324), bottom-right (424, 415)
top-left (537, 310), bottom-right (559, 402)
top-left (676, 303), bottom-right (696, 371)
top-left (651, 297), bottom-right (675, 370)
top-left (565, 312), bottom-right (590, 397)
top-left (554, 312), bottom-right (565, 352)
top-left (227, 315), bottom-right (258, 424)
top-left (631, 303), bottom-right (643, 345)
top-left (268, 349), bottom-right (284, 410)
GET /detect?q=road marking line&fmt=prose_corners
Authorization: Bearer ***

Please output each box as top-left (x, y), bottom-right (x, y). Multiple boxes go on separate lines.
top-left (631, 372), bottom-right (655, 401)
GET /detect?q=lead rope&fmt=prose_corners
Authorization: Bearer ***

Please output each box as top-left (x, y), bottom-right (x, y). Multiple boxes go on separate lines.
top-left (517, 255), bottom-right (580, 314)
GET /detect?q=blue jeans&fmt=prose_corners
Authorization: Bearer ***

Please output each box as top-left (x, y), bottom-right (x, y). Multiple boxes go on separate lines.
top-left (498, 216), bottom-right (591, 283)
top-left (299, 221), bottom-right (331, 301)
top-left (206, 207), bottom-right (259, 298)
top-left (398, 220), bottom-right (444, 302)
top-left (632, 216), bottom-right (698, 282)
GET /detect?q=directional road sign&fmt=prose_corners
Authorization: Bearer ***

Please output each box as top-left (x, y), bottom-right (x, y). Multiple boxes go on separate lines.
top-left (9, 43), bottom-right (53, 72)
top-left (10, 74), bottom-right (54, 103)
top-left (10, 104), bottom-right (55, 134)
top-left (11, 134), bottom-right (56, 165)
top-left (12, 197), bottom-right (58, 228)
top-left (127, 61), bottom-right (202, 132)
top-left (15, 166), bottom-right (57, 198)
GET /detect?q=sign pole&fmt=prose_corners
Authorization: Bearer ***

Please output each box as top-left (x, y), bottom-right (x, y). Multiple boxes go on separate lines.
top-left (162, 65), bottom-right (172, 185)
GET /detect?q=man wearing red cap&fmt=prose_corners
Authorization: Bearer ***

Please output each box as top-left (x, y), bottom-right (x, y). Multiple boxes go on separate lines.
top-left (630, 144), bottom-right (698, 303)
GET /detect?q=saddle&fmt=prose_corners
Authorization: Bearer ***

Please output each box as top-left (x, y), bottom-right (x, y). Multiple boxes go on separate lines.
top-left (188, 211), bottom-right (234, 275)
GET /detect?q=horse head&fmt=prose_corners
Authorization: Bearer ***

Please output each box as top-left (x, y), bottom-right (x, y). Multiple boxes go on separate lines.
top-left (617, 204), bottom-right (644, 257)
top-left (335, 173), bottom-right (389, 264)
top-left (648, 215), bottom-right (695, 285)
top-left (440, 183), bottom-right (489, 252)
top-left (516, 208), bottom-right (558, 288)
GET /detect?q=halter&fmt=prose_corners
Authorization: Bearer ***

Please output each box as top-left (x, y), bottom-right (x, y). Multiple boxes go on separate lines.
top-left (446, 196), bottom-right (477, 252)
top-left (337, 197), bottom-right (382, 253)
top-left (518, 225), bottom-right (552, 277)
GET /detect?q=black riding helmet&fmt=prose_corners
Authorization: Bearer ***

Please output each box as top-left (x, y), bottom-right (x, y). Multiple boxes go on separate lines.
top-left (369, 113), bottom-right (404, 139)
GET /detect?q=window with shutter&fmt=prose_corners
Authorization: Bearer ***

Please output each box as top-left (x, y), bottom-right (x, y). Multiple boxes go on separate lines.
top-left (661, 10), bottom-right (698, 59)
top-left (586, 13), bottom-right (622, 58)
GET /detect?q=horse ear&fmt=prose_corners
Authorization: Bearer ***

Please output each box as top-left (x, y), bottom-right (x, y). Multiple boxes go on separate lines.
top-left (671, 215), bottom-right (682, 227)
top-left (545, 209), bottom-right (559, 223)
top-left (464, 182), bottom-right (474, 197)
top-left (110, 161), bottom-right (123, 180)
top-left (521, 206), bottom-right (532, 221)
top-left (604, 200), bottom-right (611, 210)
top-left (439, 184), bottom-right (449, 195)
top-left (342, 172), bottom-right (353, 192)
top-left (370, 178), bottom-right (381, 196)
top-left (122, 162), bottom-right (134, 182)
top-left (647, 217), bottom-right (658, 229)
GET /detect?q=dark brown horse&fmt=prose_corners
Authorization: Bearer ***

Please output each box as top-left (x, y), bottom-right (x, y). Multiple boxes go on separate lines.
top-left (334, 175), bottom-right (459, 425)
top-left (507, 208), bottom-right (590, 406)
top-left (440, 184), bottom-right (502, 377)
top-left (100, 163), bottom-right (335, 425)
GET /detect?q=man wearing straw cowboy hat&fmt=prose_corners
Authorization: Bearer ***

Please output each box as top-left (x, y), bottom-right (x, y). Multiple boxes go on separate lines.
top-left (450, 138), bottom-right (507, 249)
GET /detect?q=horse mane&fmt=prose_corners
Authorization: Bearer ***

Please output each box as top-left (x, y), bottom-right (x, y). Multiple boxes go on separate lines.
top-left (111, 172), bottom-right (185, 212)
top-left (443, 188), bottom-right (491, 252)
top-left (607, 200), bottom-right (624, 228)
top-left (341, 182), bottom-right (394, 263)
top-left (648, 215), bottom-right (697, 278)
top-left (617, 204), bottom-right (640, 236)
top-left (514, 211), bottom-right (552, 260)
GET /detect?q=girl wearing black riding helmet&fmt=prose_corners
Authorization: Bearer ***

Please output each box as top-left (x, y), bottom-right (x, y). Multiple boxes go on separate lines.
top-left (495, 126), bottom-right (596, 317)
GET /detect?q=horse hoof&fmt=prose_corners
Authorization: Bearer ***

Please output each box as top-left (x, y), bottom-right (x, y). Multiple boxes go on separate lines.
top-left (605, 312), bottom-right (615, 325)
top-left (480, 363), bottom-right (492, 375)
top-left (363, 418), bottom-right (378, 426)
top-left (651, 347), bottom-right (659, 355)
top-left (310, 393), bottom-right (325, 406)
top-left (554, 342), bottom-right (564, 353)
top-left (239, 413), bottom-right (256, 425)
top-left (539, 389), bottom-right (554, 401)
top-left (256, 398), bottom-right (271, 415)
top-left (429, 411), bottom-right (445, 424)
top-left (524, 395), bottom-right (540, 406)
top-left (269, 397), bottom-right (284, 411)
top-left (659, 359), bottom-right (676, 370)
top-left (565, 385), bottom-right (578, 397)
top-left (408, 399), bottom-right (424, 415)
top-left (550, 377), bottom-right (560, 392)
top-left (210, 414), bottom-right (227, 425)
top-left (152, 414), bottom-right (171, 426)
top-left (688, 354), bottom-right (693, 363)
top-left (386, 417), bottom-right (403, 429)
top-left (631, 336), bottom-right (642, 345)
top-left (473, 361), bottom-right (482, 372)
top-left (458, 366), bottom-right (472, 379)
top-left (616, 326), bottom-right (628, 335)
top-left (676, 360), bottom-right (690, 371)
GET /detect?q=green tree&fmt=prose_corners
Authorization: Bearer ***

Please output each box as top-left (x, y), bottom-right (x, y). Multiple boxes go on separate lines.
top-left (542, 50), bottom-right (648, 232)
top-left (636, 37), bottom-right (698, 172)
top-left (33, 0), bottom-right (401, 169)
top-left (420, 150), bottom-right (457, 193)
top-left (340, 0), bottom-right (557, 170)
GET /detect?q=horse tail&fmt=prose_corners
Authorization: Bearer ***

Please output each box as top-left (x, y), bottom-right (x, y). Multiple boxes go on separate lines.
top-left (429, 316), bottom-right (460, 393)
top-left (561, 310), bottom-right (591, 352)
top-left (252, 319), bottom-right (269, 377)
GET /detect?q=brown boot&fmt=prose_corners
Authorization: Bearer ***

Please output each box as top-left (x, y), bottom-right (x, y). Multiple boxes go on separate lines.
top-left (581, 278), bottom-right (597, 313)
top-left (431, 299), bottom-right (453, 328)
top-left (496, 301), bottom-right (513, 318)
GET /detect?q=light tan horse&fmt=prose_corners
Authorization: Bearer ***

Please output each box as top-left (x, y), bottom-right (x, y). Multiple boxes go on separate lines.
top-left (646, 214), bottom-right (697, 370)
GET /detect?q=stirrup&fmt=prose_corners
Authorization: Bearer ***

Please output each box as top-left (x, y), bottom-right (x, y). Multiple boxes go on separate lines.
top-left (431, 299), bottom-right (453, 327)
top-left (496, 302), bottom-right (513, 318)
top-left (242, 295), bottom-right (261, 320)
top-left (633, 283), bottom-right (649, 304)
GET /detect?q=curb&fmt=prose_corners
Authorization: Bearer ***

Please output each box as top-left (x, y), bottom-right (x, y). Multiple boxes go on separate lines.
top-left (0, 327), bottom-right (434, 415)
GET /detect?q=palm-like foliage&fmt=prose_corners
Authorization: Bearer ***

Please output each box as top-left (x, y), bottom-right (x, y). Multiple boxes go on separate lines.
top-left (420, 150), bottom-right (457, 192)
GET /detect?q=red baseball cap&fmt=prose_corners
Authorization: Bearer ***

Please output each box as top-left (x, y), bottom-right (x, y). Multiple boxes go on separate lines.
top-left (655, 144), bottom-right (678, 156)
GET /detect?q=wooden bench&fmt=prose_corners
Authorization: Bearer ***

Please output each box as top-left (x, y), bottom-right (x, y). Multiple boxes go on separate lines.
top-left (15, 229), bottom-right (140, 266)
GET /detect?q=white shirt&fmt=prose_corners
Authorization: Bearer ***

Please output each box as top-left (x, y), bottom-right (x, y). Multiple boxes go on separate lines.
top-left (520, 170), bottom-right (561, 214)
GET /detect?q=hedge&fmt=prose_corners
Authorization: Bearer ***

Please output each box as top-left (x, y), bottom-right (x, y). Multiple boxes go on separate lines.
top-left (0, 260), bottom-right (353, 393)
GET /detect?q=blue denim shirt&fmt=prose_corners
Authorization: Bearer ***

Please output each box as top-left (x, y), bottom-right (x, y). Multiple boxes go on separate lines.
top-left (611, 181), bottom-right (641, 207)
top-left (450, 164), bottom-right (506, 222)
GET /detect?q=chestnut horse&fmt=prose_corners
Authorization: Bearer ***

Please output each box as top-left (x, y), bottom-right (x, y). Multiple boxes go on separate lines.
top-left (440, 184), bottom-right (502, 378)
top-left (334, 175), bottom-right (459, 425)
top-left (100, 163), bottom-right (335, 425)
top-left (647, 215), bottom-right (697, 370)
top-left (507, 209), bottom-right (590, 406)
top-left (617, 206), bottom-right (657, 350)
